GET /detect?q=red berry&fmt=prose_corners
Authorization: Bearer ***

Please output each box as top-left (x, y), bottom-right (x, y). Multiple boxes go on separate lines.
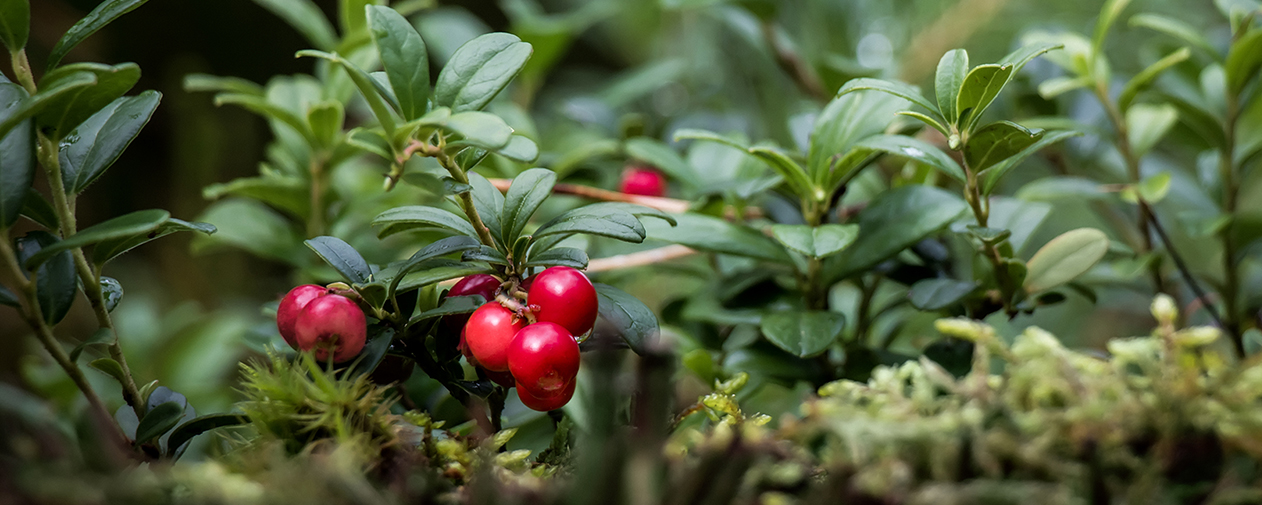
top-left (619, 165), bottom-right (666, 197)
top-left (527, 266), bottom-right (598, 337)
top-left (508, 322), bottom-right (580, 399)
top-left (293, 294), bottom-right (367, 362)
top-left (277, 284), bottom-right (327, 347)
top-left (463, 302), bottom-right (524, 372)
top-left (460, 328), bottom-right (516, 388)
top-left (516, 377), bottom-right (576, 412)
top-left (449, 274), bottom-right (500, 301)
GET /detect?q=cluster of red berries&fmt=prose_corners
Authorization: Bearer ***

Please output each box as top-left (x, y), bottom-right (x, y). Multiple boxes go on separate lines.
top-left (277, 285), bottom-right (367, 362)
top-left (454, 266), bottom-right (595, 412)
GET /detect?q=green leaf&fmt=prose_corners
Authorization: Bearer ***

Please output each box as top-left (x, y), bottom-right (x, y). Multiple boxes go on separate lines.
top-left (1037, 76), bottom-right (1091, 99)
top-left (644, 213), bottom-right (790, 263)
top-left (165, 414), bottom-right (248, 459)
top-left (59, 90), bottom-right (160, 194)
top-left (1129, 14), bottom-right (1219, 58)
top-left (623, 137), bottom-right (702, 191)
top-left (23, 209), bottom-right (168, 270)
top-left (1225, 28), bottom-right (1262, 94)
top-left (46, 0), bottom-right (149, 69)
top-left (1126, 103), bottom-right (1178, 157)
top-left (99, 276), bottom-right (122, 312)
top-left (998, 42), bottom-right (1063, 74)
top-left (0, 82), bottom-right (34, 228)
top-left (462, 244), bottom-right (507, 265)
top-left (1092, 0), bottom-right (1133, 53)
top-left (213, 93), bottom-right (316, 145)
top-left (826, 185), bottom-right (967, 281)
top-left (0, 0), bottom-right (28, 52)
top-left (306, 100), bottom-right (343, 147)
top-left (20, 189), bottom-right (58, 231)
top-left (594, 283), bottom-right (657, 355)
top-left (134, 401), bottom-right (185, 444)
top-left (1015, 177), bottom-right (1108, 201)
top-left (810, 90), bottom-right (908, 185)
top-left (367, 5), bottom-right (428, 121)
top-left (747, 145), bottom-right (816, 199)
top-left (442, 111), bottom-right (513, 150)
top-left (497, 135), bottom-right (539, 163)
top-left (89, 358), bottom-right (126, 384)
top-left (524, 247), bottom-right (588, 269)
top-left (191, 199), bottom-right (304, 263)
top-left (935, 49), bottom-right (969, 123)
top-left (467, 172), bottom-right (505, 245)
top-left (770, 224), bottom-right (858, 259)
top-left (204, 175), bottom-right (309, 219)
top-left (965, 121), bottom-right (1044, 173)
top-left (249, 0), bottom-right (336, 51)
top-left (434, 33), bottom-right (532, 112)
top-left (1118, 47), bottom-right (1191, 113)
top-left (93, 218), bottom-right (215, 267)
top-left (836, 78), bottom-right (942, 121)
top-left (1023, 228), bottom-right (1110, 293)
top-left (384, 235), bottom-right (480, 297)
top-left (956, 64), bottom-right (1014, 131)
top-left (182, 74), bottom-right (264, 96)
top-left (35, 62), bottom-right (141, 140)
top-left (672, 128), bottom-right (749, 150)
top-left (856, 134), bottom-right (965, 184)
top-left (908, 278), bottom-right (977, 310)
top-left (409, 295), bottom-right (484, 324)
top-left (760, 310), bottom-right (845, 358)
top-left (296, 50), bottom-right (397, 135)
top-left (305, 236), bottom-right (372, 284)
top-left (532, 204), bottom-right (645, 243)
top-left (14, 231), bottom-right (75, 324)
top-left (981, 130), bottom-right (1081, 194)
top-left (500, 168), bottom-right (555, 245)
top-left (0, 71), bottom-right (95, 142)
top-left (372, 206), bottom-right (477, 239)
top-left (69, 328), bottom-right (112, 362)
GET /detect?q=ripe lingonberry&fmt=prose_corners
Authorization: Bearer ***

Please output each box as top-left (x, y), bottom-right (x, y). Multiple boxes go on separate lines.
top-left (293, 293), bottom-right (367, 362)
top-left (517, 377), bottom-right (576, 412)
top-left (277, 284), bottom-right (327, 346)
top-left (507, 322), bottom-right (580, 400)
top-left (445, 274), bottom-right (501, 333)
top-left (527, 266), bottom-right (598, 337)
top-left (463, 302), bottom-right (524, 371)
top-left (619, 165), bottom-right (666, 197)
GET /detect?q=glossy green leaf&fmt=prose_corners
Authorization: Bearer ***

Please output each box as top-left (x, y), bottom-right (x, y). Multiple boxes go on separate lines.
top-left (826, 185), bottom-right (967, 281)
top-left (59, 90), bottom-right (161, 194)
top-left (497, 135), bottom-right (539, 163)
top-left (23, 209), bottom-right (168, 269)
top-left (372, 206), bottom-right (478, 238)
top-left (644, 213), bottom-right (790, 263)
top-left (981, 130), bottom-right (1082, 194)
top-left (434, 33), bottom-right (532, 112)
top-left (93, 218), bottom-right (215, 267)
top-left (770, 224), bottom-right (858, 259)
top-left (134, 401), bottom-right (185, 444)
top-left (809, 90), bottom-right (907, 185)
top-left (165, 414), bottom-right (248, 459)
top-left (857, 134), bottom-right (965, 183)
top-left (35, 62), bottom-right (140, 140)
top-left (213, 93), bottom-right (316, 145)
top-left (908, 278), bottom-right (977, 310)
top-left (748, 146), bottom-right (815, 199)
top-left (1129, 13), bottom-right (1219, 58)
top-left (409, 295), bottom-right (484, 324)
top-left (1118, 47), bottom-right (1191, 113)
top-left (956, 64), bottom-right (1013, 130)
top-left (182, 74), bottom-right (264, 96)
top-left (296, 50), bottom-right (397, 135)
top-left (594, 283), bottom-right (657, 355)
top-left (367, 5), bottom-right (428, 121)
top-left (384, 235), bottom-right (480, 296)
top-left (462, 244), bottom-right (508, 265)
top-left (1126, 103), bottom-right (1178, 157)
top-left (532, 203), bottom-right (645, 243)
top-left (965, 121), bottom-right (1044, 173)
top-left (760, 310), bottom-right (845, 358)
top-left (1037, 76), bottom-right (1091, 99)
top-left (68, 328), bottom-right (112, 362)
top-left (0, 82), bottom-right (34, 228)
top-left (249, 0), bottom-right (336, 51)
top-left (836, 78), bottom-right (942, 120)
top-left (0, 0), bottom-right (28, 52)
top-left (441, 111), bottom-right (513, 150)
top-left (467, 172), bottom-right (505, 245)
top-left (935, 49), bottom-right (969, 123)
top-left (14, 231), bottom-right (75, 324)
top-left (100, 276), bottom-right (122, 312)
top-left (1023, 228), bottom-right (1110, 293)
top-left (0, 71), bottom-right (95, 141)
top-left (305, 236), bottom-right (372, 284)
top-left (524, 247), bottom-right (588, 269)
top-left (19, 189), bottom-right (58, 231)
top-left (673, 128), bottom-right (749, 150)
top-left (46, 0), bottom-right (149, 69)
top-left (1225, 28), bottom-right (1262, 94)
top-left (89, 358), bottom-right (126, 385)
top-left (500, 168), bottom-right (555, 245)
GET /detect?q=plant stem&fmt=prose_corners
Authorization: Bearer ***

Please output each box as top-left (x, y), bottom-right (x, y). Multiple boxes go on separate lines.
top-left (1140, 201), bottom-right (1224, 329)
top-left (10, 49), bottom-right (37, 94)
top-left (1219, 89), bottom-right (1243, 355)
top-left (486, 178), bottom-right (692, 214)
top-left (307, 154), bottom-right (327, 237)
top-left (37, 135), bottom-right (145, 417)
top-left (432, 148), bottom-right (497, 249)
top-left (964, 163), bottom-right (1015, 315)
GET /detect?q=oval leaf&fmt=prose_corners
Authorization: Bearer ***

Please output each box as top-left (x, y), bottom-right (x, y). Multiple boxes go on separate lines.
top-left (826, 185), bottom-right (967, 281)
top-left (134, 401), bottom-right (185, 444)
top-left (500, 168), bottom-right (556, 245)
top-left (935, 49), bottom-right (969, 123)
top-left (0, 0), bottom-right (29, 52)
top-left (165, 413), bottom-right (248, 459)
top-left (964, 121), bottom-right (1044, 173)
top-left (760, 310), bottom-right (845, 358)
top-left (46, 0), bottom-right (149, 69)
top-left (770, 224), bottom-right (859, 259)
top-left (93, 218), bottom-right (216, 267)
top-left (1023, 227), bottom-right (1110, 293)
top-left (372, 205), bottom-right (478, 239)
top-left (35, 62), bottom-right (141, 140)
top-left (24, 209), bottom-right (169, 269)
top-left (908, 278), bottom-right (978, 310)
top-left (644, 213), bottom-right (789, 263)
top-left (367, 5), bottom-right (429, 121)
top-left (857, 134), bottom-right (965, 183)
top-left (434, 33), bottom-right (533, 112)
top-left (0, 82), bottom-right (35, 228)
top-left (14, 231), bottom-right (76, 324)
top-left (594, 283), bottom-right (657, 355)
top-left (305, 236), bottom-right (372, 284)
top-left (60, 90), bottom-right (161, 194)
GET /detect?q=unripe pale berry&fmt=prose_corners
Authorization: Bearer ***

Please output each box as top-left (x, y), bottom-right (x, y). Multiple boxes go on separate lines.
top-left (527, 266), bottom-right (598, 337)
top-left (294, 294), bottom-right (367, 362)
top-left (508, 322), bottom-right (580, 399)
top-left (277, 284), bottom-right (328, 347)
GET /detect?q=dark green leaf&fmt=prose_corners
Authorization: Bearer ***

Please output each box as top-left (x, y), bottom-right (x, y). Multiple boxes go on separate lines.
top-left (981, 130), bottom-right (1081, 194)
top-left (462, 244), bottom-right (508, 264)
top-left (0, 71), bottom-right (95, 141)
top-left (24, 209), bottom-right (168, 269)
top-left (296, 50), bottom-right (398, 135)
top-left (89, 358), bottom-right (127, 384)
top-left (434, 33), bottom-right (532, 112)
top-left (69, 328), bottom-right (111, 362)
top-left (964, 121), bottom-right (1044, 173)
top-left (836, 78), bottom-right (942, 120)
top-left (923, 339), bottom-right (974, 377)
top-left (368, 5), bottom-right (428, 121)
top-left (467, 172), bottom-right (505, 245)
top-left (46, 0), bottom-right (149, 69)
top-left (249, 0), bottom-right (336, 51)
top-left (748, 145), bottom-right (815, 199)
top-left (442, 111), bottom-right (513, 150)
top-left (908, 278), bottom-right (977, 310)
top-left (810, 90), bottom-right (908, 185)
top-left (1023, 228), bottom-right (1110, 293)
top-left (644, 213), bottom-right (790, 263)
top-left (770, 224), bottom-right (858, 259)
top-left (35, 62), bottom-right (140, 140)
top-left (394, 262), bottom-right (494, 293)
top-left (826, 185), bottom-right (967, 281)
top-left (409, 294), bottom-right (484, 324)
top-left (533, 204), bottom-right (645, 243)
top-left (594, 283), bottom-right (657, 355)
top-left (145, 386), bottom-right (188, 414)
top-left (345, 326), bottom-right (394, 378)
top-left (385, 235), bottom-right (480, 296)
top-left (100, 276), bottom-right (121, 312)
top-left (165, 414), bottom-right (248, 459)
top-left (93, 218), bottom-right (215, 267)
top-left (59, 90), bottom-right (160, 194)
top-left (524, 247), bottom-right (588, 269)
top-left (500, 168), bottom-right (555, 245)
top-left (1225, 28), bottom-right (1262, 94)
top-left (1118, 47), bottom-right (1191, 113)
top-left (0, 82), bottom-right (34, 228)
top-left (305, 236), bottom-right (372, 284)
top-left (19, 189), bottom-right (58, 231)
top-left (935, 49), bottom-right (969, 123)
top-left (760, 310), bottom-right (845, 358)
top-left (372, 205), bottom-right (477, 238)
top-left (134, 401), bottom-right (184, 444)
top-left (955, 64), bottom-right (1014, 131)
top-left (0, 0), bottom-right (28, 52)
top-left (857, 134), bottom-right (965, 183)
top-left (496, 135), bottom-right (538, 163)
top-left (14, 231), bottom-right (76, 324)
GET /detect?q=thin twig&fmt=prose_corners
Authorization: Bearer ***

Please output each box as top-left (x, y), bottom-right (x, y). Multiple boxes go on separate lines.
top-left (587, 245), bottom-right (697, 272)
top-left (1140, 200), bottom-right (1225, 329)
top-left (760, 20), bottom-right (829, 102)
top-left (488, 178), bottom-right (692, 214)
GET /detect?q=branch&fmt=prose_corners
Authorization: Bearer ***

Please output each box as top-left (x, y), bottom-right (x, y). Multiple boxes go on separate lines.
top-left (487, 178), bottom-right (691, 214)
top-left (587, 245), bottom-right (697, 272)
top-left (1140, 200), bottom-right (1225, 329)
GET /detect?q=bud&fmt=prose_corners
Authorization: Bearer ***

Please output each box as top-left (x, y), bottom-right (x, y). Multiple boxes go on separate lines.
top-left (1151, 294), bottom-right (1178, 326)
